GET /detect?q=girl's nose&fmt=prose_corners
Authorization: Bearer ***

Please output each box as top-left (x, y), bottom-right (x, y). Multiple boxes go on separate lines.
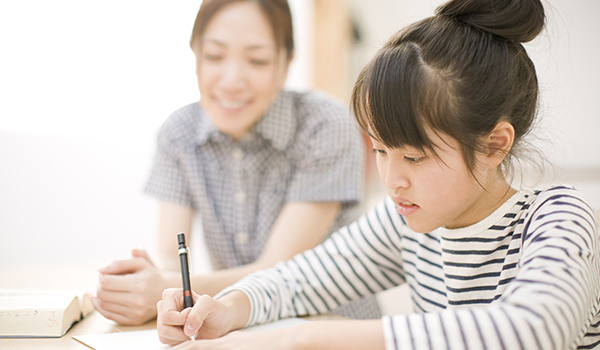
top-left (381, 162), bottom-right (410, 192)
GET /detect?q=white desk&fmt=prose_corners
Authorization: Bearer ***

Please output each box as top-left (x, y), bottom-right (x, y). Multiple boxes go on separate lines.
top-left (0, 263), bottom-right (343, 349)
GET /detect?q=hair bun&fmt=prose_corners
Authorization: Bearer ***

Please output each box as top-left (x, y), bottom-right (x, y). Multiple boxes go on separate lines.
top-left (436, 0), bottom-right (545, 43)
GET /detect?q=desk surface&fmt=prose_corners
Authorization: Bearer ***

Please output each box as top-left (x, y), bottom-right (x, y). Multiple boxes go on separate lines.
top-left (0, 263), bottom-right (344, 349)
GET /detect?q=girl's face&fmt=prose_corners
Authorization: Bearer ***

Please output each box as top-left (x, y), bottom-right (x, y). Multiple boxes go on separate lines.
top-left (371, 131), bottom-right (504, 233)
top-left (194, 1), bottom-right (289, 140)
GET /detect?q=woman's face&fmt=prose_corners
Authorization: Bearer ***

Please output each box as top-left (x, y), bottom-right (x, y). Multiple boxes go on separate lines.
top-left (194, 1), bottom-right (290, 140)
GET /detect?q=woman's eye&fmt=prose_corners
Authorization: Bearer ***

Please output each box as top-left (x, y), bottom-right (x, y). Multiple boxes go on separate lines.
top-left (249, 59), bottom-right (270, 66)
top-left (203, 54), bottom-right (222, 61)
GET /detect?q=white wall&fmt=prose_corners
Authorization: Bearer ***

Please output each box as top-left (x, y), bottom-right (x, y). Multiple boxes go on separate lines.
top-left (0, 0), bottom-right (313, 267)
top-left (1, 0), bottom-right (598, 272)
top-left (349, 0), bottom-right (600, 171)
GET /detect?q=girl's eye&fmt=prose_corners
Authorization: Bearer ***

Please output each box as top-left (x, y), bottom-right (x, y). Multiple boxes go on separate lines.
top-left (405, 156), bottom-right (423, 164)
top-left (371, 148), bottom-right (386, 155)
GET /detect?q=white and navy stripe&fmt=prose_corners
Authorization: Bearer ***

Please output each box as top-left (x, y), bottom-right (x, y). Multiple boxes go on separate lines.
top-left (218, 185), bottom-right (600, 349)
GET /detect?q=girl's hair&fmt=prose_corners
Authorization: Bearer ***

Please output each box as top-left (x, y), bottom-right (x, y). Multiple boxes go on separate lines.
top-left (352, 0), bottom-right (545, 179)
top-left (190, 0), bottom-right (294, 60)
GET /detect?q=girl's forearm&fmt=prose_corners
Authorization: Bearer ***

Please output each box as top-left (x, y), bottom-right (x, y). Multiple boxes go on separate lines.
top-left (191, 261), bottom-right (264, 296)
top-left (219, 290), bottom-right (252, 332)
top-left (290, 320), bottom-right (385, 350)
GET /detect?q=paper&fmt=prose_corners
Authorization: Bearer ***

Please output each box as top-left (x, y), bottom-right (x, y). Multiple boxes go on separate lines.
top-left (74, 330), bottom-right (168, 350)
top-left (73, 318), bottom-right (308, 349)
top-left (241, 317), bottom-right (308, 332)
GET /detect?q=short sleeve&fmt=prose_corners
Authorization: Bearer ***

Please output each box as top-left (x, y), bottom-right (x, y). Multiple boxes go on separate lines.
top-left (144, 116), bottom-right (195, 208)
top-left (286, 96), bottom-right (365, 204)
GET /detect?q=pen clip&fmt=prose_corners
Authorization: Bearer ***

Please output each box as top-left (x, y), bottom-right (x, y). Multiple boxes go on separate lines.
top-left (186, 247), bottom-right (192, 274)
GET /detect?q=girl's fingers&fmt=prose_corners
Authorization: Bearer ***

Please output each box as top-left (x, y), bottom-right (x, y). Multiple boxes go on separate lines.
top-left (157, 295), bottom-right (194, 345)
top-left (157, 324), bottom-right (192, 345)
top-left (184, 295), bottom-right (217, 337)
top-left (158, 302), bottom-right (191, 326)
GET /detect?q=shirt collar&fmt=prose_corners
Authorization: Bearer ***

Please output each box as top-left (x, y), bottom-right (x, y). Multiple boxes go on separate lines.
top-left (254, 91), bottom-right (296, 151)
top-left (194, 103), bottom-right (220, 146)
top-left (194, 91), bottom-right (296, 150)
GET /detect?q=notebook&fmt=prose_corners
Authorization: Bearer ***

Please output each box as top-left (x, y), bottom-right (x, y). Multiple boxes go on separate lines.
top-left (73, 317), bottom-right (309, 349)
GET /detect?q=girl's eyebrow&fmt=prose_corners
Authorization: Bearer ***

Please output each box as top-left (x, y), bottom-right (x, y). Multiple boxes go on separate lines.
top-left (366, 130), bottom-right (384, 145)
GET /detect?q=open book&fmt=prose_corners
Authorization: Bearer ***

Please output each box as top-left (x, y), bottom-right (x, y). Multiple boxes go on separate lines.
top-left (0, 289), bottom-right (94, 338)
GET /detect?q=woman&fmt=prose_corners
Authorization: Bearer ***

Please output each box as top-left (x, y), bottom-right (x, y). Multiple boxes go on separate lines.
top-left (91, 0), bottom-right (380, 325)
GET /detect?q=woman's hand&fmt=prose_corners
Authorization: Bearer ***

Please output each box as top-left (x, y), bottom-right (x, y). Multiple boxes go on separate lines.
top-left (91, 249), bottom-right (177, 325)
top-left (157, 288), bottom-right (240, 346)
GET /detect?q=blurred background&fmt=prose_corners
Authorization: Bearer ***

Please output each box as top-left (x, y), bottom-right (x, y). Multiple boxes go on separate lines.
top-left (1, 0), bottom-right (599, 314)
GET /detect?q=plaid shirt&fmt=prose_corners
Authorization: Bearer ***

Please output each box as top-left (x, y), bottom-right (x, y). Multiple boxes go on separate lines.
top-left (145, 90), bottom-right (381, 319)
top-left (146, 90), bottom-right (365, 269)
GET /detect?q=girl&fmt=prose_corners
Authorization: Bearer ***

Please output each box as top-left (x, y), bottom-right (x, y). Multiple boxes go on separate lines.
top-left (156, 0), bottom-right (600, 348)
top-left (91, 0), bottom-right (380, 325)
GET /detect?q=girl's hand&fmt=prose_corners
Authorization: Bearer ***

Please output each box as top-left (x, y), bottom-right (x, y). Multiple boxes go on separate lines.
top-left (167, 319), bottom-right (385, 350)
top-left (157, 288), bottom-right (237, 346)
top-left (92, 249), bottom-right (175, 325)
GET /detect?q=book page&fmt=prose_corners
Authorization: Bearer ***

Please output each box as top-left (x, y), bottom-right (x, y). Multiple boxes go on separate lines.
top-left (73, 318), bottom-right (309, 349)
top-left (0, 289), bottom-right (92, 313)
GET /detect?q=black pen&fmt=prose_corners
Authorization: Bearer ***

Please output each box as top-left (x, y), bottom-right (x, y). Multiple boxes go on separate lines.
top-left (178, 232), bottom-right (196, 341)
top-left (178, 232), bottom-right (194, 309)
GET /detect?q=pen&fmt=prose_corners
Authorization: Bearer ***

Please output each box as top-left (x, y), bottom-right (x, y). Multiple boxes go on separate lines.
top-left (177, 232), bottom-right (196, 341)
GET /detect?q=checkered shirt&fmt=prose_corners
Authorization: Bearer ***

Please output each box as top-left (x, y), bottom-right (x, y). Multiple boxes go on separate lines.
top-left (145, 90), bottom-right (367, 268)
top-left (144, 90), bottom-right (381, 319)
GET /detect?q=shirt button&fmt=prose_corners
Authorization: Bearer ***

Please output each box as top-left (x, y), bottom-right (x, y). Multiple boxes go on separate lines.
top-left (235, 192), bottom-right (246, 203)
top-left (233, 148), bottom-right (243, 160)
top-left (236, 232), bottom-right (249, 245)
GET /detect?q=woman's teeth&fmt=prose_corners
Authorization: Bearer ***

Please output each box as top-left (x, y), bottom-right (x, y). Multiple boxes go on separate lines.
top-left (219, 100), bottom-right (247, 109)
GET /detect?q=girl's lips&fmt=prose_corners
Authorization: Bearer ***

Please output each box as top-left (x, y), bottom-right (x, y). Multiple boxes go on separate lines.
top-left (396, 201), bottom-right (419, 216)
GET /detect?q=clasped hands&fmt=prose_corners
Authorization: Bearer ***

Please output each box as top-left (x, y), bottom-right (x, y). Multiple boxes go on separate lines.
top-left (91, 249), bottom-right (174, 325)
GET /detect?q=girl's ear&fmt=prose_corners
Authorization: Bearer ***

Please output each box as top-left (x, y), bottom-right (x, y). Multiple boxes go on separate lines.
top-left (483, 121), bottom-right (515, 167)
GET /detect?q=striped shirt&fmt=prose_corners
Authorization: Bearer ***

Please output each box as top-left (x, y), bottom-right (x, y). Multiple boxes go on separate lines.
top-left (218, 185), bottom-right (600, 349)
top-left (145, 90), bottom-right (380, 319)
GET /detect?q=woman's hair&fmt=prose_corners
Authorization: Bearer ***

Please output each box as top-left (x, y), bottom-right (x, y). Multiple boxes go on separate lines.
top-left (190, 0), bottom-right (294, 60)
top-left (352, 0), bottom-right (545, 179)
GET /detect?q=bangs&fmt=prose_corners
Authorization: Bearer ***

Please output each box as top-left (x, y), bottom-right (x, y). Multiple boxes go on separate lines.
top-left (352, 38), bottom-right (455, 154)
